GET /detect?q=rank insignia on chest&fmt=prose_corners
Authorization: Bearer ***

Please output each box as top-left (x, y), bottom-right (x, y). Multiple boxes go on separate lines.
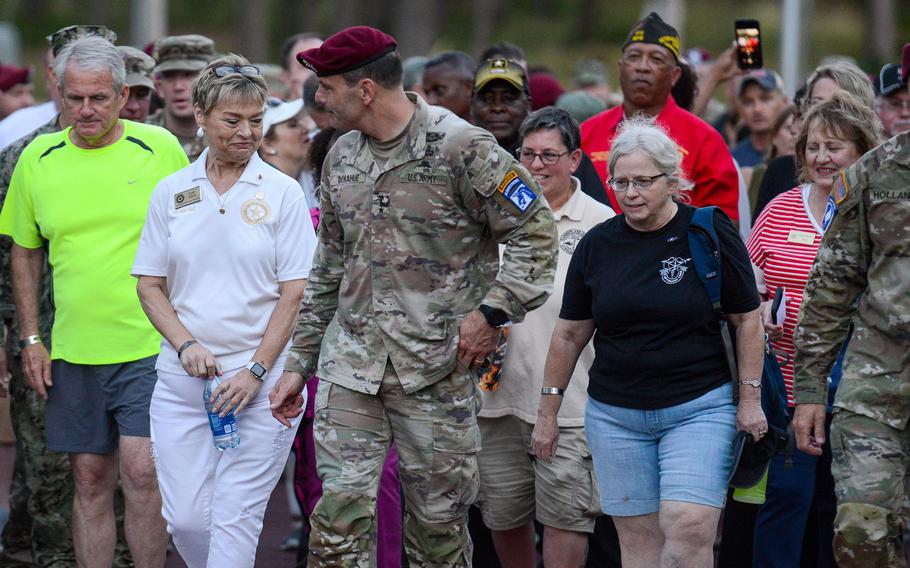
top-left (174, 186), bottom-right (201, 209)
top-left (496, 170), bottom-right (537, 213)
top-left (833, 171), bottom-right (849, 205)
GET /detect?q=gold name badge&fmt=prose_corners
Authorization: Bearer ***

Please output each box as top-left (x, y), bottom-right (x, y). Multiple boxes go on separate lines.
top-left (174, 186), bottom-right (202, 209)
top-left (787, 230), bottom-right (815, 245)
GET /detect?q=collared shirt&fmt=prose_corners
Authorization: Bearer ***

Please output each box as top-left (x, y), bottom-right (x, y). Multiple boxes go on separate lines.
top-left (133, 149), bottom-right (316, 374)
top-left (794, 130), bottom-right (910, 428)
top-left (285, 93), bottom-right (558, 395)
top-left (581, 96), bottom-right (740, 220)
top-left (480, 178), bottom-right (615, 426)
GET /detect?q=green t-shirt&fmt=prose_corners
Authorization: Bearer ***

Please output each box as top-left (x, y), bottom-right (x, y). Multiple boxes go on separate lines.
top-left (0, 120), bottom-right (189, 364)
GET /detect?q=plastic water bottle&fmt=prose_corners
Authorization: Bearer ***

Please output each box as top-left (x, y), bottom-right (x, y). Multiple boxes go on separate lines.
top-left (204, 377), bottom-right (240, 450)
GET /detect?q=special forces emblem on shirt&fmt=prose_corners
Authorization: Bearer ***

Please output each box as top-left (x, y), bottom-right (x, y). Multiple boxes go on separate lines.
top-left (659, 256), bottom-right (691, 285)
top-left (240, 197), bottom-right (271, 225)
top-left (559, 228), bottom-right (586, 255)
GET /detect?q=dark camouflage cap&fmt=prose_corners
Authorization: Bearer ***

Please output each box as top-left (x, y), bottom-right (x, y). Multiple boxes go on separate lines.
top-left (118, 46), bottom-right (156, 90)
top-left (153, 34), bottom-right (215, 74)
top-left (47, 25), bottom-right (117, 57)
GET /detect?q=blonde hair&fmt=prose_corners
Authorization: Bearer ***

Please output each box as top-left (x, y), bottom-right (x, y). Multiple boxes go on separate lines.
top-left (192, 53), bottom-right (268, 114)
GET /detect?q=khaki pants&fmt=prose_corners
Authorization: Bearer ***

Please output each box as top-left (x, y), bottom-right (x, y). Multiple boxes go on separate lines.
top-left (309, 360), bottom-right (480, 567)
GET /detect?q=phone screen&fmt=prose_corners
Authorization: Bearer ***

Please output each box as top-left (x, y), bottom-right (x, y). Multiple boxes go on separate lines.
top-left (735, 19), bottom-right (763, 70)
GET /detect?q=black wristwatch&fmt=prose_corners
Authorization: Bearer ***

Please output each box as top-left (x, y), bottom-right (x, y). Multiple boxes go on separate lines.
top-left (478, 304), bottom-right (509, 328)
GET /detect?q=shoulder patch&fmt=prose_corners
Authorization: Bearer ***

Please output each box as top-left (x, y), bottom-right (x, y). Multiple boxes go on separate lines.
top-left (833, 171), bottom-right (849, 205)
top-left (496, 170), bottom-right (537, 213)
top-left (126, 136), bottom-right (155, 154)
top-left (38, 140), bottom-right (66, 160)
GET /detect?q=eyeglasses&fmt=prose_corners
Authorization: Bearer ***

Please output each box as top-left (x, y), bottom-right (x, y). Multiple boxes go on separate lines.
top-left (517, 148), bottom-right (570, 166)
top-left (212, 65), bottom-right (261, 78)
top-left (608, 173), bottom-right (667, 192)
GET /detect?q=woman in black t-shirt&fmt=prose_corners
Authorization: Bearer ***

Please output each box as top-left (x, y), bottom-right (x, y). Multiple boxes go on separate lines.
top-left (531, 119), bottom-right (766, 568)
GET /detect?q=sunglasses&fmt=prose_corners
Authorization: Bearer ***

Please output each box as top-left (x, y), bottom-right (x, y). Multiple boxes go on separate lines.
top-left (212, 65), bottom-right (261, 78)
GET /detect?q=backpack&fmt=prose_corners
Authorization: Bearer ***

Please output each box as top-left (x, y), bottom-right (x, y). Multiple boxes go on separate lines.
top-left (687, 206), bottom-right (791, 434)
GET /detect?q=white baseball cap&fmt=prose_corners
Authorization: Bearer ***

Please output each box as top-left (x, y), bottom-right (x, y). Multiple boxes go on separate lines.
top-left (263, 98), bottom-right (304, 136)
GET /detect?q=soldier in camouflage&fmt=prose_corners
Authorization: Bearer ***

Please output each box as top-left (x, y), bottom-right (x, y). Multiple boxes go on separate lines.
top-left (793, 127), bottom-right (910, 567)
top-left (269, 26), bottom-right (558, 567)
top-left (147, 34), bottom-right (213, 161)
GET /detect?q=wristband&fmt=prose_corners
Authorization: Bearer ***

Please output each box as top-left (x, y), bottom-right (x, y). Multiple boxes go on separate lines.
top-left (177, 340), bottom-right (198, 360)
top-left (540, 387), bottom-right (565, 396)
top-left (18, 335), bottom-right (42, 349)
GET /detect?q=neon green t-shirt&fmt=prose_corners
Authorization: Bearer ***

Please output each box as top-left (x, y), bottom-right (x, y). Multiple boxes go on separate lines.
top-left (0, 120), bottom-right (189, 364)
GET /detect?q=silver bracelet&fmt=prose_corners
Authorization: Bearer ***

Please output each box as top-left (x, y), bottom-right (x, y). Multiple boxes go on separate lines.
top-left (18, 334), bottom-right (42, 349)
top-left (739, 379), bottom-right (762, 388)
top-left (541, 387), bottom-right (565, 396)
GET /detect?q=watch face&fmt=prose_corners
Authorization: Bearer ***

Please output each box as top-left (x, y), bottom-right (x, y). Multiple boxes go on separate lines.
top-left (249, 362), bottom-right (267, 378)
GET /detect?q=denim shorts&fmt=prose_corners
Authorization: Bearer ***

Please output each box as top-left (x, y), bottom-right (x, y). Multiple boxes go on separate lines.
top-left (585, 383), bottom-right (736, 516)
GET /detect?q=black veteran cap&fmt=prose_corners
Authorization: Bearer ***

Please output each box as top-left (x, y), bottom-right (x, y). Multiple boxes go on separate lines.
top-left (47, 25), bottom-right (117, 57)
top-left (623, 12), bottom-right (681, 62)
top-left (296, 26), bottom-right (397, 77)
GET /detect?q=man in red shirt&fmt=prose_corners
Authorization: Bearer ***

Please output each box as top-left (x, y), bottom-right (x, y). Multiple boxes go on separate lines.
top-left (581, 12), bottom-right (739, 220)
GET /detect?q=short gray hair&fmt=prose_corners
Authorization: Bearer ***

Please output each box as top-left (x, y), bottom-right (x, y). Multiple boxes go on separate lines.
top-left (192, 53), bottom-right (268, 115)
top-left (518, 107), bottom-right (580, 151)
top-left (607, 117), bottom-right (692, 201)
top-left (55, 36), bottom-right (125, 92)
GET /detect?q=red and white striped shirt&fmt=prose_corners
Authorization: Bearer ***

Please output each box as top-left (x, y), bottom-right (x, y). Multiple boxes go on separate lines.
top-left (746, 185), bottom-right (825, 406)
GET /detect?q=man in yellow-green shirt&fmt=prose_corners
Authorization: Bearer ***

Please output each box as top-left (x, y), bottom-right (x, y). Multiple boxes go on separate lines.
top-left (0, 37), bottom-right (187, 567)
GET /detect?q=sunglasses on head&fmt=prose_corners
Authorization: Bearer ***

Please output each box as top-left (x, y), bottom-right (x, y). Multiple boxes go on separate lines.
top-left (212, 64), bottom-right (260, 78)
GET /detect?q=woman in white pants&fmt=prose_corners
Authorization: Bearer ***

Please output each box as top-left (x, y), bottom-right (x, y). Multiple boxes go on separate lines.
top-left (132, 54), bottom-right (317, 567)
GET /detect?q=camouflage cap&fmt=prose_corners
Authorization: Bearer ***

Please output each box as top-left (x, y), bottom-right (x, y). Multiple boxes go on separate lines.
top-left (46, 25), bottom-right (118, 57)
top-left (153, 34), bottom-right (215, 74)
top-left (118, 46), bottom-right (156, 90)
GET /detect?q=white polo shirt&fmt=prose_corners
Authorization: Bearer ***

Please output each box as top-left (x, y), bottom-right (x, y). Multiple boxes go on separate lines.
top-left (132, 149), bottom-right (317, 374)
top-left (479, 178), bottom-right (615, 427)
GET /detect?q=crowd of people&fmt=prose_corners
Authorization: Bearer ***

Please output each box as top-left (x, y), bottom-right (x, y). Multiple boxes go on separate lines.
top-left (0, 9), bottom-right (906, 568)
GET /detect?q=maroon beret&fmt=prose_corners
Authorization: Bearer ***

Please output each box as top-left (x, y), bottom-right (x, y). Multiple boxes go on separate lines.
top-left (297, 26), bottom-right (397, 77)
top-left (528, 72), bottom-right (565, 111)
top-left (902, 42), bottom-right (910, 84)
top-left (0, 65), bottom-right (31, 92)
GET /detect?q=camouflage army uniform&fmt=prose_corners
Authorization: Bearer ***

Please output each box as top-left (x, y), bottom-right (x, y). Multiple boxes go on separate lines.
top-left (285, 93), bottom-right (558, 566)
top-left (0, 117), bottom-right (133, 567)
top-left (794, 130), bottom-right (910, 568)
top-left (145, 110), bottom-right (206, 161)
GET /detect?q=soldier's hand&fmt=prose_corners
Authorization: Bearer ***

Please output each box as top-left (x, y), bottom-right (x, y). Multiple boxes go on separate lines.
top-left (270, 371), bottom-right (306, 428)
top-left (794, 403), bottom-right (827, 456)
top-left (21, 342), bottom-right (52, 400)
top-left (212, 368), bottom-right (263, 417)
top-left (457, 310), bottom-right (501, 367)
top-left (531, 414), bottom-right (560, 463)
top-left (179, 342), bottom-right (222, 378)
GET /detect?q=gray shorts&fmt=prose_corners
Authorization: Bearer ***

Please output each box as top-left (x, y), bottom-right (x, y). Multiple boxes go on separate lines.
top-left (46, 355), bottom-right (157, 454)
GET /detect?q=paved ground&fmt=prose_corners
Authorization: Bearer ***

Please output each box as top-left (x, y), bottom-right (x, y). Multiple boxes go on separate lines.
top-left (165, 479), bottom-right (299, 568)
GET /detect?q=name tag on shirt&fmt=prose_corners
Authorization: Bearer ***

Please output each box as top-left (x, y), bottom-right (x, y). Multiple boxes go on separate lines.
top-left (787, 230), bottom-right (815, 245)
top-left (175, 186), bottom-right (201, 209)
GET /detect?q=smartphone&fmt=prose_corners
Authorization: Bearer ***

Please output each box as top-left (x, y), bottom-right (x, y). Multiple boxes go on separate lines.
top-left (735, 19), bottom-right (763, 70)
top-left (770, 287), bottom-right (785, 325)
